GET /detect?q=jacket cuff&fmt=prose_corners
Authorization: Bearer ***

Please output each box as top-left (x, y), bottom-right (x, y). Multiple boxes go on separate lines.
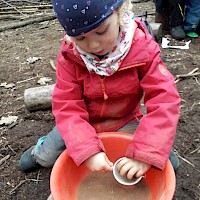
top-left (126, 144), bottom-right (167, 170)
top-left (72, 140), bottom-right (105, 166)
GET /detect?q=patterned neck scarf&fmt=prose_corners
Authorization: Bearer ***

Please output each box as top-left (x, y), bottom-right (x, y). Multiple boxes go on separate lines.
top-left (75, 12), bottom-right (135, 76)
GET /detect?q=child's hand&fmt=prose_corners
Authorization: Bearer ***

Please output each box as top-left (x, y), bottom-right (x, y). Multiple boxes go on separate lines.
top-left (85, 152), bottom-right (113, 172)
top-left (117, 157), bottom-right (151, 179)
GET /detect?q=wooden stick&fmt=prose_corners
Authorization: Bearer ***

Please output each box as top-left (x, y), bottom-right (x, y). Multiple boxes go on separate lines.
top-left (190, 146), bottom-right (200, 154)
top-left (175, 67), bottom-right (199, 83)
top-left (50, 59), bottom-right (56, 71)
top-left (9, 177), bottom-right (42, 194)
top-left (0, 14), bottom-right (56, 32)
top-left (0, 155), bottom-right (10, 166)
top-left (174, 149), bottom-right (195, 168)
top-left (176, 72), bottom-right (200, 78)
top-left (17, 77), bottom-right (37, 84)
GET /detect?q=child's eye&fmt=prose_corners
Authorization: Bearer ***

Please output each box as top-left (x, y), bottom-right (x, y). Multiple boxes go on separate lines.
top-left (76, 37), bottom-right (85, 41)
top-left (96, 27), bottom-right (108, 35)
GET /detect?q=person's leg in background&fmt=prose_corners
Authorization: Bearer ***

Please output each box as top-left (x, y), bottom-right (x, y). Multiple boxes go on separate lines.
top-left (196, 23), bottom-right (200, 35)
top-left (184, 0), bottom-right (200, 38)
top-left (154, 0), bottom-right (186, 40)
top-left (154, 0), bottom-right (170, 32)
top-left (168, 0), bottom-right (185, 40)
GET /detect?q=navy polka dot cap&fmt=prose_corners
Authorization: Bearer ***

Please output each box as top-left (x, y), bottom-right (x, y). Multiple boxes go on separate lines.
top-left (51, 0), bottom-right (124, 36)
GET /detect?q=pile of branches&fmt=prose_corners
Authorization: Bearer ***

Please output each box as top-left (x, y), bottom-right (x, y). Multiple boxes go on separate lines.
top-left (0, 0), bottom-right (51, 7)
top-left (0, 0), bottom-right (55, 32)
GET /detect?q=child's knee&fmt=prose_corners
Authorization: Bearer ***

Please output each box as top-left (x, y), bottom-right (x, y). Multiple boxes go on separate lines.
top-left (33, 145), bottom-right (63, 167)
top-left (33, 134), bottom-right (65, 167)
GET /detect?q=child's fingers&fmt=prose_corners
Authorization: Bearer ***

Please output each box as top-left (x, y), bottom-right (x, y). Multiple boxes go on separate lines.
top-left (135, 164), bottom-right (150, 177)
top-left (117, 158), bottom-right (129, 171)
top-left (119, 162), bottom-right (133, 177)
top-left (135, 170), bottom-right (144, 178)
top-left (105, 156), bottom-right (113, 168)
top-left (126, 167), bottom-right (138, 179)
top-left (103, 162), bottom-right (113, 171)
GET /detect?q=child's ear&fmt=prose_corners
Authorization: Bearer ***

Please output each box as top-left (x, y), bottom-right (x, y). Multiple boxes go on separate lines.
top-left (64, 35), bottom-right (73, 44)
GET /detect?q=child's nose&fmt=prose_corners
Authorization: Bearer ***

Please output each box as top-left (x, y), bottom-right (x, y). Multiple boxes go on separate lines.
top-left (88, 40), bottom-right (100, 50)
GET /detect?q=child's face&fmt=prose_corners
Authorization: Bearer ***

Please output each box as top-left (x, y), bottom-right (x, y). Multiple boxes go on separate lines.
top-left (71, 12), bottom-right (119, 56)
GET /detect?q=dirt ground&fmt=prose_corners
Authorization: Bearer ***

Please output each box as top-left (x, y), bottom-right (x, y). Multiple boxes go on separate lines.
top-left (0, 1), bottom-right (199, 200)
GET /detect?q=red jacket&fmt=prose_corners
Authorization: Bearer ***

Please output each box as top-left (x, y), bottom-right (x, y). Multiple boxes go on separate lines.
top-left (52, 20), bottom-right (180, 170)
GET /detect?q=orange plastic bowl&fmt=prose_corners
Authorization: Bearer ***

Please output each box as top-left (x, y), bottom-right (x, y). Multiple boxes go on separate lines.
top-left (50, 132), bottom-right (176, 200)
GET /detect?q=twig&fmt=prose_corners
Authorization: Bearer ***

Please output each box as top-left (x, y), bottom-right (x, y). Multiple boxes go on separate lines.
top-left (36, 170), bottom-right (41, 184)
top-left (194, 77), bottom-right (200, 85)
top-left (9, 179), bottom-right (27, 194)
top-left (9, 177), bottom-right (42, 194)
top-left (176, 72), bottom-right (200, 78)
top-left (7, 145), bottom-right (16, 155)
top-left (174, 149), bottom-right (195, 168)
top-left (175, 67), bottom-right (199, 83)
top-left (0, 155), bottom-right (10, 166)
top-left (17, 77), bottom-right (36, 84)
top-left (50, 59), bottom-right (56, 71)
top-left (190, 146), bottom-right (200, 154)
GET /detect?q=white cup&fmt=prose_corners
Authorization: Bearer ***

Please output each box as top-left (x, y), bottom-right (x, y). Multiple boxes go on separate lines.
top-left (113, 157), bottom-right (143, 186)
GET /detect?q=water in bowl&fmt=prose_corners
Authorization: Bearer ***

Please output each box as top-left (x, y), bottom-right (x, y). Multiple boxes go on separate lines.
top-left (77, 171), bottom-right (151, 200)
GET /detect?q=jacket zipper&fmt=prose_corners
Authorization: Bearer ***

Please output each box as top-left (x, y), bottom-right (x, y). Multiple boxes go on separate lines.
top-left (99, 77), bottom-right (108, 118)
top-left (100, 77), bottom-right (108, 100)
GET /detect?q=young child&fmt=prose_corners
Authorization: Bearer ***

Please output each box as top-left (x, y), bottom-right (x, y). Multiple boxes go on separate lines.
top-left (20, 0), bottom-right (180, 180)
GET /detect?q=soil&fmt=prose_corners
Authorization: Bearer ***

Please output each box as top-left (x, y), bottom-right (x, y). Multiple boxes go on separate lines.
top-left (0, 1), bottom-right (199, 200)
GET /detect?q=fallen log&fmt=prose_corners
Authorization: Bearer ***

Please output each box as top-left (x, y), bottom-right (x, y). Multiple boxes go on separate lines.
top-left (0, 4), bottom-right (52, 11)
top-left (0, 14), bottom-right (56, 32)
top-left (24, 84), bottom-right (55, 111)
top-left (0, 14), bottom-right (22, 20)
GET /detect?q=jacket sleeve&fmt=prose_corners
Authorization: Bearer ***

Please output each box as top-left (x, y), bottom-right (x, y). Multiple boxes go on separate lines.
top-left (126, 37), bottom-right (181, 170)
top-left (52, 51), bottom-right (104, 166)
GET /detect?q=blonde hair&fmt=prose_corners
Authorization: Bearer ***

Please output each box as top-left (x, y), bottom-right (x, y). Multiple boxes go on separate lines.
top-left (118, 0), bottom-right (133, 25)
